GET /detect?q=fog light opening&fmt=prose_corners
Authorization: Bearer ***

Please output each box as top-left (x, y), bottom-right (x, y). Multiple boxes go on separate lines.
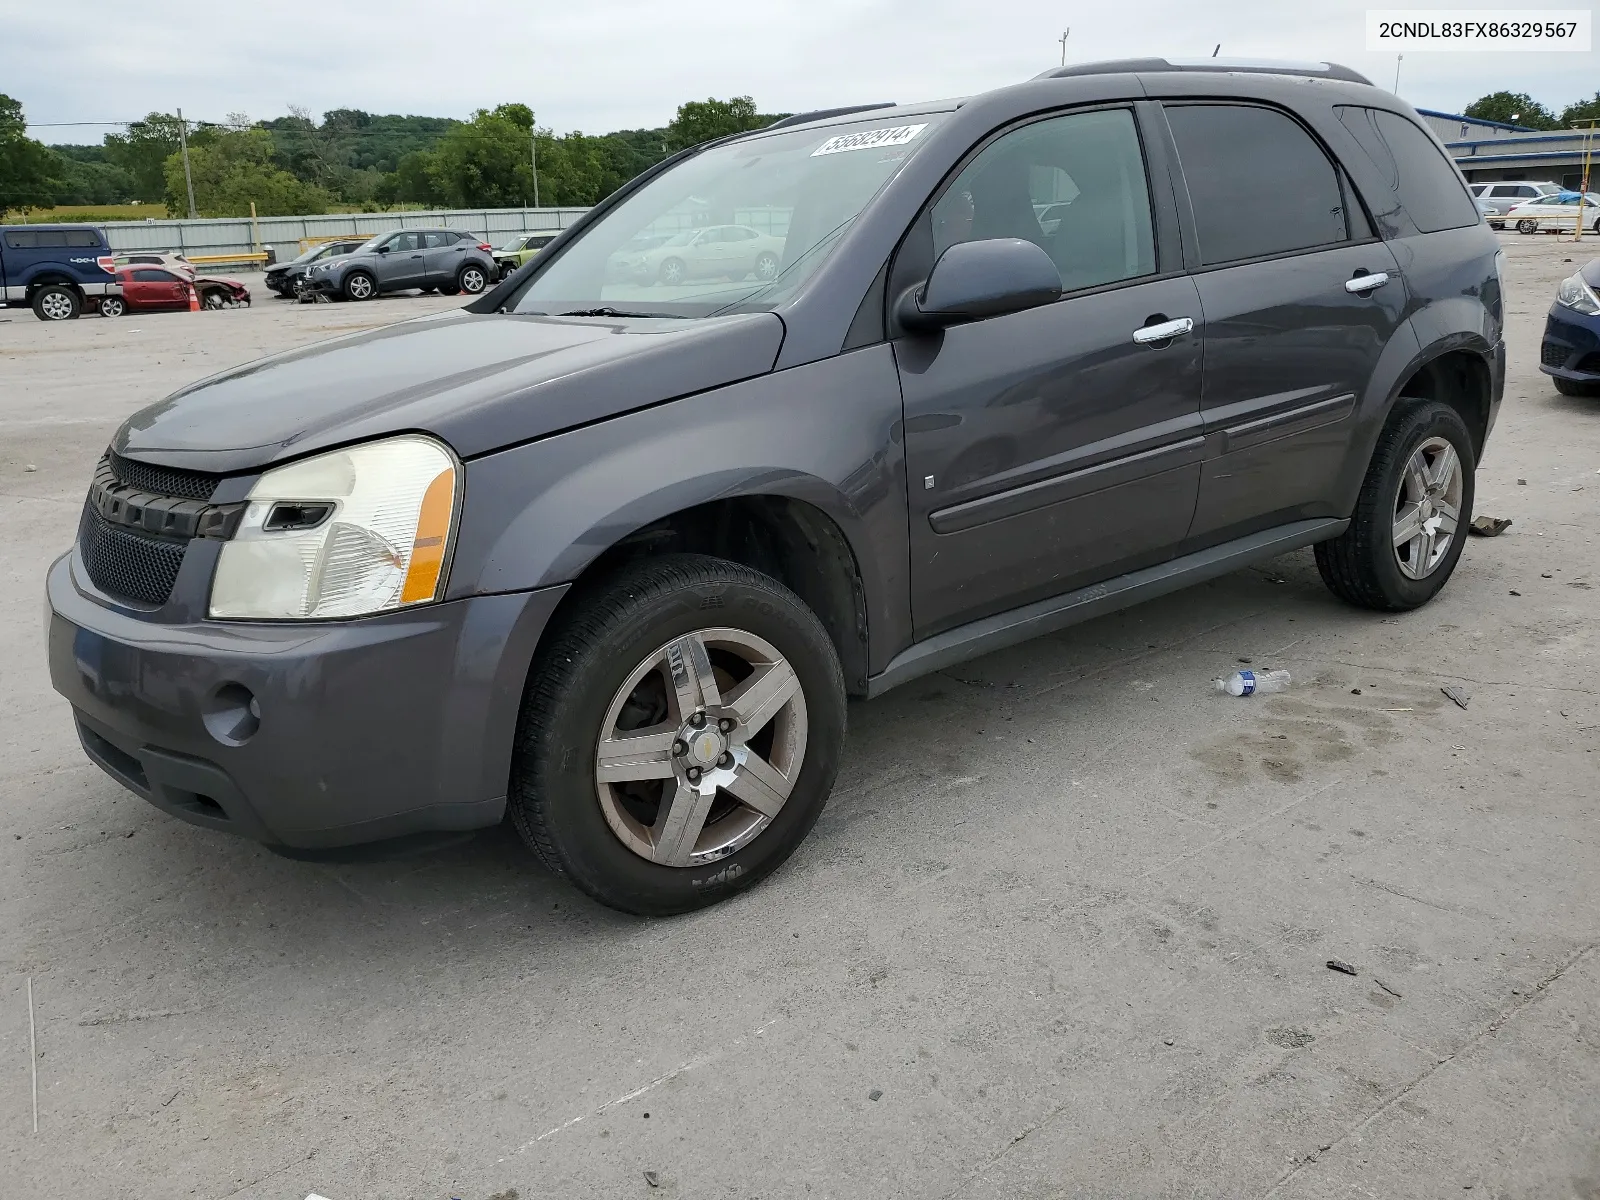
top-left (203, 682), bottom-right (260, 745)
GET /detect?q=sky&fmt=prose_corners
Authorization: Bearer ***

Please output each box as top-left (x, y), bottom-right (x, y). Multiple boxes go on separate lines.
top-left (3, 0), bottom-right (1597, 141)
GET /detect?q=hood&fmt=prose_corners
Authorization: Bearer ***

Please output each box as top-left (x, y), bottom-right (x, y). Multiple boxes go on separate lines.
top-left (113, 309), bottom-right (786, 472)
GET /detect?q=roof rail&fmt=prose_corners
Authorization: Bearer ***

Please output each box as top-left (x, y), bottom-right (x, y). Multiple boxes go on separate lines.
top-left (764, 103), bottom-right (897, 131)
top-left (1035, 57), bottom-right (1373, 85)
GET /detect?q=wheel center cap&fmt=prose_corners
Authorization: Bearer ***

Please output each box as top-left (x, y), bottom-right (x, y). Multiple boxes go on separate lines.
top-left (685, 727), bottom-right (726, 767)
top-left (1419, 498), bottom-right (1433, 520)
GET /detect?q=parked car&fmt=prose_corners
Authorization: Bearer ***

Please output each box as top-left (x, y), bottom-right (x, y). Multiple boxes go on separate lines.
top-left (1505, 192), bottom-right (1600, 234)
top-left (301, 228), bottom-right (495, 301)
top-left (113, 251), bottom-right (195, 276)
top-left (1470, 179), bottom-right (1563, 228)
top-left (1539, 256), bottom-right (1600, 396)
top-left (264, 240), bottom-right (367, 298)
top-left (46, 58), bottom-right (1504, 916)
top-left (614, 224), bottom-right (786, 286)
top-left (0, 224), bottom-right (119, 321)
top-left (98, 267), bottom-right (250, 316)
top-left (604, 230), bottom-right (678, 281)
top-left (494, 232), bottom-right (558, 280)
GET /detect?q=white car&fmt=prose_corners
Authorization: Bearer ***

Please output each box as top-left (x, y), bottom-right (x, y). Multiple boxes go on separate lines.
top-left (1505, 193), bottom-right (1600, 235)
top-left (620, 225), bottom-right (786, 287)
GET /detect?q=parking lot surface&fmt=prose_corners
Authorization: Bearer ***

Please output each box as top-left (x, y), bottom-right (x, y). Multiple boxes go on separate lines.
top-left (3, 242), bottom-right (1598, 1199)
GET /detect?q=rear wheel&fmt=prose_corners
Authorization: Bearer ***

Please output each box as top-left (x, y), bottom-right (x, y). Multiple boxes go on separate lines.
top-left (32, 285), bottom-right (80, 322)
top-left (508, 554), bottom-right (846, 915)
top-left (203, 289), bottom-right (226, 310)
top-left (98, 295), bottom-right (125, 318)
top-left (754, 251), bottom-right (779, 281)
top-left (343, 271), bottom-right (376, 301)
top-left (1516, 218), bottom-right (1538, 234)
top-left (457, 263), bottom-right (488, 294)
top-left (1315, 399), bottom-right (1475, 611)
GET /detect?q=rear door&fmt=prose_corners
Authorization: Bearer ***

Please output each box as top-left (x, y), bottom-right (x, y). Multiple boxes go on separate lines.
top-left (894, 103), bottom-right (1204, 636)
top-left (421, 230), bottom-right (461, 283)
top-left (1161, 101), bottom-right (1405, 545)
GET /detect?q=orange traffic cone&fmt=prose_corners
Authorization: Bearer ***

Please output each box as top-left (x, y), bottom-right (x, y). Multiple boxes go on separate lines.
top-left (187, 284), bottom-right (200, 312)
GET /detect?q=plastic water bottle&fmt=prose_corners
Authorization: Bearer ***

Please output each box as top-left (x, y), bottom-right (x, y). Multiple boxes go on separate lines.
top-left (1213, 668), bottom-right (1291, 697)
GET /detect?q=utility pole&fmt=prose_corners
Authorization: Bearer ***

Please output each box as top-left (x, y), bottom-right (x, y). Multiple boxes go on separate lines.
top-left (530, 118), bottom-right (540, 209)
top-left (177, 107), bottom-right (197, 219)
top-left (1575, 119), bottom-right (1595, 241)
top-left (1393, 54), bottom-right (1403, 93)
top-left (1059, 28), bottom-right (1070, 66)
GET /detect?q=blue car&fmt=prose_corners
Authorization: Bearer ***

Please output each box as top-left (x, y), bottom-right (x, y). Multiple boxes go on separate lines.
top-left (0, 224), bottom-right (120, 321)
top-left (1540, 258), bottom-right (1600, 396)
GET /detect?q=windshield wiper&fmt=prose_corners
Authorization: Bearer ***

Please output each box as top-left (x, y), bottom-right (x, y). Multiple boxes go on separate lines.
top-left (558, 306), bottom-right (682, 319)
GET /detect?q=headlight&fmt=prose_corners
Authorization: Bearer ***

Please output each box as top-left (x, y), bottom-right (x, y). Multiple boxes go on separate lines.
top-left (1557, 272), bottom-right (1600, 316)
top-left (209, 435), bottom-right (459, 620)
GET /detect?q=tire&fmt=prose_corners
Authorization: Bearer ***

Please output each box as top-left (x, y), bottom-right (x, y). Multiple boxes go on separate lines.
top-left (1554, 375), bottom-right (1600, 397)
top-left (658, 257), bottom-right (686, 286)
top-left (1516, 219), bottom-right (1538, 234)
top-left (457, 263), bottom-right (488, 294)
top-left (754, 251), bottom-right (779, 281)
top-left (509, 554), bottom-right (846, 915)
top-left (436, 283), bottom-right (460, 296)
top-left (203, 289), bottom-right (226, 310)
top-left (98, 295), bottom-right (125, 318)
top-left (1315, 398), bottom-right (1476, 612)
top-left (342, 270), bottom-right (376, 301)
top-left (32, 285), bottom-right (80, 322)
top-left (1489, 221), bottom-right (1505, 231)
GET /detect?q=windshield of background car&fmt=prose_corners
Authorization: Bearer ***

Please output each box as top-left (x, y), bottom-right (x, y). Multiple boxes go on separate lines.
top-left (511, 113), bottom-right (949, 317)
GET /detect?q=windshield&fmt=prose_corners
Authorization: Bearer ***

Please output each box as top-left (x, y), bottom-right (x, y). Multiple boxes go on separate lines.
top-left (499, 235), bottom-right (528, 251)
top-left (512, 113), bottom-right (947, 317)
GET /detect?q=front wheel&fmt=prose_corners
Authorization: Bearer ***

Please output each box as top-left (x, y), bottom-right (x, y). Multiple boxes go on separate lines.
top-left (1516, 219), bottom-right (1538, 234)
top-left (1315, 399), bottom-right (1476, 611)
top-left (658, 257), bottom-right (686, 286)
top-left (98, 295), bottom-right (126, 318)
top-left (457, 263), bottom-right (488, 294)
top-left (343, 271), bottom-right (376, 301)
top-left (509, 554), bottom-right (846, 915)
top-left (754, 251), bottom-right (779, 281)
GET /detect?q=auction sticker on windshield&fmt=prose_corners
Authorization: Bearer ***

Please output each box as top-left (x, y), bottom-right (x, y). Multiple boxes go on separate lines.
top-left (812, 124), bottom-right (929, 156)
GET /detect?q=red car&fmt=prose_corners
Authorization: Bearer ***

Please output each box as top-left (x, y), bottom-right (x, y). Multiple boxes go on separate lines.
top-left (98, 266), bottom-right (250, 316)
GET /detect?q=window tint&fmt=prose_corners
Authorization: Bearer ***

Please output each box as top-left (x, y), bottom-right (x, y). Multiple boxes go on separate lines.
top-left (4, 231), bottom-right (37, 248)
top-left (1334, 107), bottom-right (1480, 233)
top-left (132, 269), bottom-right (175, 282)
top-left (65, 230), bottom-right (101, 247)
top-left (1468, 184), bottom-right (1486, 196)
top-left (1166, 104), bottom-right (1347, 265)
top-left (387, 232), bottom-right (421, 252)
top-left (423, 231), bottom-right (452, 248)
top-left (529, 236), bottom-right (554, 248)
top-left (930, 106), bottom-right (1155, 293)
top-left (24, 230), bottom-right (71, 248)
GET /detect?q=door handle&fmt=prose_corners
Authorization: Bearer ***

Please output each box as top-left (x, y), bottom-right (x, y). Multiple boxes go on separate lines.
top-left (1345, 271), bottom-right (1389, 294)
top-left (1132, 316), bottom-right (1194, 345)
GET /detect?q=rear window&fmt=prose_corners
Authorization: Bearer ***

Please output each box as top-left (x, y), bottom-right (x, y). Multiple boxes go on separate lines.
top-left (1335, 107), bottom-right (1480, 233)
top-left (1165, 103), bottom-right (1349, 266)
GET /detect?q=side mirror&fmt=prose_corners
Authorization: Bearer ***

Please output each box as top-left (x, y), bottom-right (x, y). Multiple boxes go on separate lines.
top-left (896, 238), bottom-right (1062, 332)
top-left (376, 243), bottom-right (390, 253)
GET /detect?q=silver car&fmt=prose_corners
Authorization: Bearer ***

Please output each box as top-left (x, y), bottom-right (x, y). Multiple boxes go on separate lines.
top-left (303, 228), bottom-right (496, 301)
top-left (1469, 180), bottom-right (1563, 228)
top-left (618, 224), bottom-right (786, 287)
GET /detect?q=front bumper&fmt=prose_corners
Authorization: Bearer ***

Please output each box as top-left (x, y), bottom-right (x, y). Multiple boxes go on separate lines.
top-left (1539, 305), bottom-right (1600, 382)
top-left (46, 551), bottom-right (567, 850)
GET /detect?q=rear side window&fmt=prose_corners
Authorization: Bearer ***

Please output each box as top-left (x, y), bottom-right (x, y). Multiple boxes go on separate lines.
top-left (65, 230), bottom-right (102, 247)
top-left (4, 231), bottom-right (37, 248)
top-left (17, 230), bottom-right (72, 248)
top-left (1334, 107), bottom-right (1480, 233)
top-left (423, 231), bottom-right (452, 248)
top-left (1165, 104), bottom-right (1348, 266)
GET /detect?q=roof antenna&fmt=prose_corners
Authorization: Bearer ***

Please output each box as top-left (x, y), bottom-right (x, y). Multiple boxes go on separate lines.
top-left (1059, 28), bottom-right (1071, 66)
top-left (1212, 43), bottom-right (1221, 57)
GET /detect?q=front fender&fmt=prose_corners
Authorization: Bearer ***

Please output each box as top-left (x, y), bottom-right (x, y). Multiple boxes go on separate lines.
top-left (447, 344), bottom-right (912, 674)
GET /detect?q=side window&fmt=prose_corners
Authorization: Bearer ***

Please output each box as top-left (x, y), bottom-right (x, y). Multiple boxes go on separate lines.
top-left (34, 230), bottom-right (70, 248)
top-left (1167, 104), bottom-right (1348, 265)
top-left (423, 231), bottom-right (451, 248)
top-left (65, 230), bottom-right (102, 247)
top-left (388, 232), bottom-right (420, 252)
top-left (929, 107), bottom-right (1155, 293)
top-left (529, 236), bottom-right (553, 249)
top-left (4, 231), bottom-right (38, 249)
top-left (131, 269), bottom-right (171, 282)
top-left (1334, 106), bottom-right (1480, 233)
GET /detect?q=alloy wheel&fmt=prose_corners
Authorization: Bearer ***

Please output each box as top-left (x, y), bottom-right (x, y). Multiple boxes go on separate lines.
top-left (1392, 435), bottom-right (1463, 580)
top-left (40, 292), bottom-right (74, 320)
top-left (594, 628), bottom-right (808, 868)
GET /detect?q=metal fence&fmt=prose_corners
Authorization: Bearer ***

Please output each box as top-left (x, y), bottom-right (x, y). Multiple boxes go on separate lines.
top-left (97, 207), bottom-right (592, 259)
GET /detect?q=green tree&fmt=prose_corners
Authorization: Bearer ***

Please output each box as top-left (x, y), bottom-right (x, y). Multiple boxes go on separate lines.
top-left (103, 112), bottom-right (184, 202)
top-left (0, 94), bottom-right (61, 217)
top-left (1560, 92), bottom-right (1600, 127)
top-left (1464, 91), bottom-right (1559, 130)
top-left (426, 104), bottom-right (538, 208)
top-left (162, 126), bottom-right (331, 217)
top-left (665, 96), bottom-right (781, 150)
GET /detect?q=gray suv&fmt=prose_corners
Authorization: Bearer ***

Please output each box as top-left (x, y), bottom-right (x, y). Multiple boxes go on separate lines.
top-left (302, 227), bottom-right (495, 301)
top-left (46, 59), bottom-right (1504, 915)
